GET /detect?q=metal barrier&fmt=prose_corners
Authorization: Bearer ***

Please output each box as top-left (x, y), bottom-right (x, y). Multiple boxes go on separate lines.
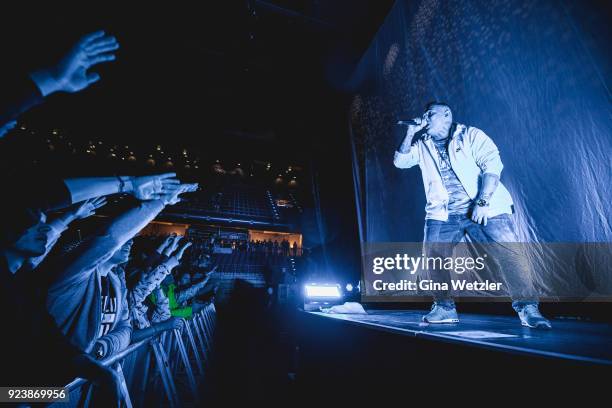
top-left (52, 302), bottom-right (217, 408)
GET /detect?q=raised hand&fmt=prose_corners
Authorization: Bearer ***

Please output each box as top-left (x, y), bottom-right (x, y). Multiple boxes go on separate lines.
top-left (74, 196), bottom-right (107, 219)
top-left (156, 233), bottom-right (176, 255)
top-left (131, 173), bottom-right (180, 200)
top-left (159, 183), bottom-right (199, 206)
top-left (31, 31), bottom-right (120, 96)
top-left (163, 235), bottom-right (183, 257)
top-left (173, 241), bottom-right (192, 261)
top-left (181, 183), bottom-right (199, 193)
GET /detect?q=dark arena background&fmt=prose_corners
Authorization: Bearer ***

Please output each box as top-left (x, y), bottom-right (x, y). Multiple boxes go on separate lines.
top-left (0, 0), bottom-right (610, 405)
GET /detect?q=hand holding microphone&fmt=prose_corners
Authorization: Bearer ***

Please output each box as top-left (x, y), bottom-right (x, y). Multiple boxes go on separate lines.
top-left (397, 115), bottom-right (428, 153)
top-left (397, 115), bottom-right (428, 131)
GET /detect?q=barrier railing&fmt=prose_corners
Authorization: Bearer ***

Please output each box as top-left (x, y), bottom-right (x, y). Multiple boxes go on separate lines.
top-left (51, 302), bottom-right (217, 408)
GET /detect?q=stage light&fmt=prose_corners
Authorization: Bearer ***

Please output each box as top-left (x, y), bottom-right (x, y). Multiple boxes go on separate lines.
top-left (303, 283), bottom-right (342, 311)
top-left (346, 283), bottom-right (353, 292)
top-left (304, 284), bottom-right (341, 298)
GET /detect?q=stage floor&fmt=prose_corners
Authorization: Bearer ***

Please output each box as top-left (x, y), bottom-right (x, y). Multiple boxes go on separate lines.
top-left (308, 310), bottom-right (612, 365)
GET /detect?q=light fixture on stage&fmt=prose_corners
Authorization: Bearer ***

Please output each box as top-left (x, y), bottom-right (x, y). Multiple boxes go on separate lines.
top-left (303, 283), bottom-right (342, 312)
top-left (305, 284), bottom-right (341, 298)
top-left (345, 283), bottom-right (353, 292)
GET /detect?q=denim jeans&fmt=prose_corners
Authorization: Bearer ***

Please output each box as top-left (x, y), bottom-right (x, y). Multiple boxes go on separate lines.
top-left (423, 213), bottom-right (537, 307)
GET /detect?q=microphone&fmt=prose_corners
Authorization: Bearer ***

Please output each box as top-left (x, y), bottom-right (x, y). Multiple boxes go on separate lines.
top-left (397, 119), bottom-right (420, 126)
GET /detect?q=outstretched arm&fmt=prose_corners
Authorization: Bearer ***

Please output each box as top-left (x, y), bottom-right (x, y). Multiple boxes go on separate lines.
top-left (129, 264), bottom-right (172, 308)
top-left (23, 197), bottom-right (108, 271)
top-left (130, 238), bottom-right (193, 305)
top-left (14, 173), bottom-right (178, 215)
top-left (50, 196), bottom-right (108, 231)
top-left (144, 234), bottom-right (175, 267)
top-left (131, 317), bottom-right (184, 343)
top-left (52, 200), bottom-right (166, 287)
top-left (175, 268), bottom-right (215, 304)
top-left (63, 173), bottom-right (179, 204)
top-left (30, 30), bottom-right (119, 96)
top-left (0, 31), bottom-right (119, 126)
top-left (150, 287), bottom-right (172, 323)
top-left (51, 183), bottom-right (198, 287)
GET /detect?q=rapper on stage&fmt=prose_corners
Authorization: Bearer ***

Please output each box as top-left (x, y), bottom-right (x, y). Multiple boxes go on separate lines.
top-left (393, 102), bottom-right (551, 329)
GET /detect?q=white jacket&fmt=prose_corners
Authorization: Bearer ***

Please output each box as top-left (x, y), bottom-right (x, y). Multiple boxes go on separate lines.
top-left (393, 123), bottom-right (514, 221)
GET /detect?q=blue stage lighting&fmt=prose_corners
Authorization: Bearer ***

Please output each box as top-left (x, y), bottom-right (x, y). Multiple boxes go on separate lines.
top-left (346, 283), bottom-right (354, 292)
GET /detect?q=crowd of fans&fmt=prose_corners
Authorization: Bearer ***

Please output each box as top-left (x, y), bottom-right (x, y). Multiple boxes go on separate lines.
top-left (247, 239), bottom-right (299, 256)
top-left (0, 30), bottom-right (217, 405)
top-left (213, 237), bottom-right (299, 256)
